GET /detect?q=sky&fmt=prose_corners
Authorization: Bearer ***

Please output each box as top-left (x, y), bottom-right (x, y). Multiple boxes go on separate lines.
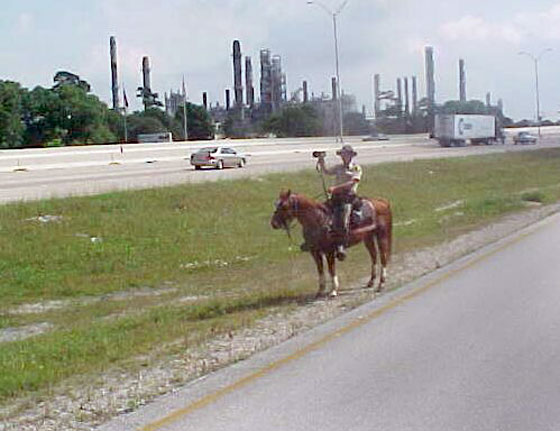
top-left (2, 0), bottom-right (560, 120)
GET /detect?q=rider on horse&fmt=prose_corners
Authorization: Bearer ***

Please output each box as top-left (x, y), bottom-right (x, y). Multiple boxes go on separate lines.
top-left (314, 144), bottom-right (362, 261)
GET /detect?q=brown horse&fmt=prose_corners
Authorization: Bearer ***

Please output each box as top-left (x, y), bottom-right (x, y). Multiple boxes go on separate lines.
top-left (271, 190), bottom-right (392, 298)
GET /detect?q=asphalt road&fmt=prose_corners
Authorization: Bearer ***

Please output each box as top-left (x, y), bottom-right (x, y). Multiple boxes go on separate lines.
top-left (1, 132), bottom-right (558, 204)
top-left (101, 212), bottom-right (560, 431)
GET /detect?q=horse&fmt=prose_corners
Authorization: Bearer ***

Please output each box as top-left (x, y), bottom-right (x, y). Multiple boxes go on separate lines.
top-left (271, 190), bottom-right (392, 298)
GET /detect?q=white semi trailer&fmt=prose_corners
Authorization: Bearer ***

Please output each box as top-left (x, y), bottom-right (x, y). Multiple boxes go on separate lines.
top-left (434, 114), bottom-right (498, 147)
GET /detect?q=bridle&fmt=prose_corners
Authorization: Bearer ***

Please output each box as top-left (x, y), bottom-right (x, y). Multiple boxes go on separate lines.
top-left (274, 195), bottom-right (299, 240)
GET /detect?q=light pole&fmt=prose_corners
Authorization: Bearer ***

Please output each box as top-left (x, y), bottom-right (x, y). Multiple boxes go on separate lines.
top-left (519, 48), bottom-right (552, 137)
top-left (307, 0), bottom-right (350, 143)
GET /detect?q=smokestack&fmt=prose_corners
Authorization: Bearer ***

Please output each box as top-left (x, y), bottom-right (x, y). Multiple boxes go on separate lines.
top-left (110, 36), bottom-right (119, 110)
top-left (142, 56), bottom-right (151, 92)
top-left (303, 81), bottom-right (308, 103)
top-left (202, 92), bottom-right (208, 110)
top-left (425, 46), bottom-right (436, 132)
top-left (332, 77), bottom-right (337, 101)
top-left (486, 92), bottom-right (492, 108)
top-left (226, 89), bottom-right (231, 111)
top-left (425, 47), bottom-right (435, 106)
top-left (459, 59), bottom-right (467, 102)
top-left (245, 56), bottom-right (254, 107)
top-left (404, 77), bottom-right (410, 115)
top-left (374, 74), bottom-right (381, 118)
top-left (233, 40), bottom-right (243, 108)
top-left (397, 78), bottom-right (403, 112)
top-left (260, 49), bottom-right (272, 114)
top-left (412, 76), bottom-right (418, 113)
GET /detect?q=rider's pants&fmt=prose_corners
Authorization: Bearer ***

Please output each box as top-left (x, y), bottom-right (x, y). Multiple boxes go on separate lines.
top-left (332, 193), bottom-right (354, 247)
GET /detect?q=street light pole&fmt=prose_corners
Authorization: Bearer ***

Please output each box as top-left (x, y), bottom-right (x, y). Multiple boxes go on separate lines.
top-left (519, 48), bottom-right (552, 137)
top-left (308, 0), bottom-right (350, 143)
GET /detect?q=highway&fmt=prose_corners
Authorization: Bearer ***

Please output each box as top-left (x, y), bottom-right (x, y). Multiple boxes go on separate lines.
top-left (1, 131), bottom-right (558, 204)
top-left (100, 212), bottom-right (560, 431)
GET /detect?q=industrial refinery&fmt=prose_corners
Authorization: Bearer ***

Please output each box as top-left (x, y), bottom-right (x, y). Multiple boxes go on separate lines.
top-left (108, 36), bottom-right (505, 138)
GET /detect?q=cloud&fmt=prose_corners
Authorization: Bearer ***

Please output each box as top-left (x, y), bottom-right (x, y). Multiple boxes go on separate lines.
top-left (513, 3), bottom-right (560, 41)
top-left (16, 13), bottom-right (33, 33)
top-left (439, 15), bottom-right (522, 44)
top-left (440, 3), bottom-right (560, 45)
top-left (4, 0), bottom-right (560, 120)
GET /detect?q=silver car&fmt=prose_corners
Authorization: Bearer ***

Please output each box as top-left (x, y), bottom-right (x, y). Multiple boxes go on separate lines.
top-left (513, 131), bottom-right (537, 145)
top-left (190, 146), bottom-right (247, 170)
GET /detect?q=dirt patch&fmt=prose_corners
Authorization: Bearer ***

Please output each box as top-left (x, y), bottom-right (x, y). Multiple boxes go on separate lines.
top-left (7, 287), bottom-right (180, 317)
top-left (2, 203), bottom-right (559, 431)
top-left (0, 323), bottom-right (54, 344)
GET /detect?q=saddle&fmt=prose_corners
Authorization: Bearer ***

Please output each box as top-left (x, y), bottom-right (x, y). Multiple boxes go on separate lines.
top-left (349, 197), bottom-right (376, 229)
top-left (323, 197), bottom-right (376, 231)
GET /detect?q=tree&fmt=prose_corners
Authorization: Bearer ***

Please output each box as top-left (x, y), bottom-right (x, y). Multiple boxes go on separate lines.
top-left (343, 112), bottom-right (371, 136)
top-left (262, 104), bottom-right (322, 138)
top-left (440, 100), bottom-right (489, 115)
top-left (23, 86), bottom-right (65, 147)
top-left (53, 71), bottom-right (91, 93)
top-left (174, 103), bottom-right (215, 140)
top-left (52, 84), bottom-right (116, 144)
top-left (126, 112), bottom-right (167, 140)
top-left (0, 81), bottom-right (25, 148)
top-left (22, 73), bottom-right (116, 146)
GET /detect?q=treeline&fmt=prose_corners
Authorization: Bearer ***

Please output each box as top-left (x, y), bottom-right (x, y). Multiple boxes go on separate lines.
top-left (258, 104), bottom-right (372, 138)
top-left (0, 72), bottom-right (214, 149)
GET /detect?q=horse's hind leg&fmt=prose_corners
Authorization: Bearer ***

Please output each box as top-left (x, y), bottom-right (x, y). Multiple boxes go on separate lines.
top-left (326, 252), bottom-right (339, 298)
top-left (364, 233), bottom-right (377, 289)
top-left (312, 251), bottom-right (326, 298)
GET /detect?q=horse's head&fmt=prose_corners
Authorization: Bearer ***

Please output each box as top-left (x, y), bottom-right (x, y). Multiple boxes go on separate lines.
top-left (271, 190), bottom-right (297, 230)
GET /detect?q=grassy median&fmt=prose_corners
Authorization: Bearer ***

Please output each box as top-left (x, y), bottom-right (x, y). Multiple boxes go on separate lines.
top-left (1, 148), bottom-right (560, 402)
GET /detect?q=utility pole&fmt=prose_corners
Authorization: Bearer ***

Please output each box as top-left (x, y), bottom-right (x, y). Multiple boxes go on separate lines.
top-left (519, 48), bottom-right (552, 137)
top-left (182, 76), bottom-right (189, 141)
top-left (308, 0), bottom-right (350, 143)
top-left (122, 85), bottom-right (129, 143)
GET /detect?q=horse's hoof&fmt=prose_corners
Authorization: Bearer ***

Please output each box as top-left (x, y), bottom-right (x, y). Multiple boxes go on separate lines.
top-left (328, 291), bottom-right (338, 299)
top-left (366, 281), bottom-right (374, 289)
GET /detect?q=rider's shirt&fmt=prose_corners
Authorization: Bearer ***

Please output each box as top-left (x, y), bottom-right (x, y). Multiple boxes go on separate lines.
top-left (322, 162), bottom-right (362, 193)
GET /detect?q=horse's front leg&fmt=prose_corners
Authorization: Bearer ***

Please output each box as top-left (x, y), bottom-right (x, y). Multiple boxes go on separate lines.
top-left (311, 251), bottom-right (326, 298)
top-left (326, 252), bottom-right (339, 298)
top-left (364, 234), bottom-right (377, 289)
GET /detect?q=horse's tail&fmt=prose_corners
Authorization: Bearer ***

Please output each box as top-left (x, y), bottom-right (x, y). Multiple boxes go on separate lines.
top-left (385, 201), bottom-right (393, 261)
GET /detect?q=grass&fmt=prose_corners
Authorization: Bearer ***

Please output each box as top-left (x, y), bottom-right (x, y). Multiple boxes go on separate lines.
top-left (1, 148), bottom-right (560, 403)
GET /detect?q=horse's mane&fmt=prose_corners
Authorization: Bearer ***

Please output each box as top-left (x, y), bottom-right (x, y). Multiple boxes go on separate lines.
top-left (291, 193), bottom-right (329, 213)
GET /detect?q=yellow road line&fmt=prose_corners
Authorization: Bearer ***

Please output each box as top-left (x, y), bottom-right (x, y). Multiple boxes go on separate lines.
top-left (141, 215), bottom-right (554, 431)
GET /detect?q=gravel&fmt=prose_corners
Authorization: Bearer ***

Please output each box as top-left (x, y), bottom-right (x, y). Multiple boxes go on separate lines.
top-left (1, 203), bottom-right (559, 431)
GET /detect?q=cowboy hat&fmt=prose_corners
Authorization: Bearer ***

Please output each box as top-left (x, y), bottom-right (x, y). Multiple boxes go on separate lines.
top-left (336, 144), bottom-right (357, 157)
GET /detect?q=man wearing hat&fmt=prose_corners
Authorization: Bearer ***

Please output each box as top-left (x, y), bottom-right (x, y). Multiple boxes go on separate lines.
top-left (316, 144), bottom-right (362, 260)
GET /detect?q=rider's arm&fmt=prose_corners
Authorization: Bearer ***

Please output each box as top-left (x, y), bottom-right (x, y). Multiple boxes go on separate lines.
top-left (328, 164), bottom-right (362, 194)
top-left (317, 158), bottom-right (336, 175)
top-left (329, 178), bottom-right (359, 194)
